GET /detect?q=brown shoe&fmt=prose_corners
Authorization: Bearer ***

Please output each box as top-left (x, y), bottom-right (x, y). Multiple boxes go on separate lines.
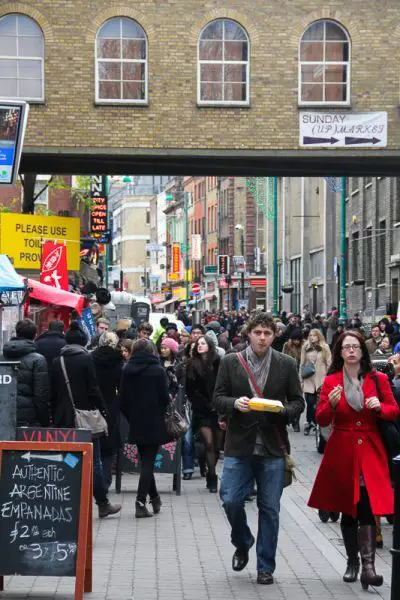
top-left (98, 502), bottom-right (121, 518)
top-left (150, 495), bottom-right (162, 514)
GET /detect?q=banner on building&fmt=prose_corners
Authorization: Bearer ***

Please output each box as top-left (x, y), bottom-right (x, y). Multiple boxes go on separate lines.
top-left (233, 256), bottom-right (246, 273)
top-left (40, 241), bottom-right (68, 290)
top-left (218, 255), bottom-right (230, 275)
top-left (191, 234), bottom-right (202, 261)
top-left (172, 243), bottom-right (181, 274)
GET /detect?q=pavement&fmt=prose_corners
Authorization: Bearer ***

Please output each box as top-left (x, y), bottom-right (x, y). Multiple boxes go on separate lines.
top-left (1, 422), bottom-right (395, 600)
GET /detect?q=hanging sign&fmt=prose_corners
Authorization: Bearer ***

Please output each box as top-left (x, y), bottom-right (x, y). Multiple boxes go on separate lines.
top-left (191, 235), bottom-right (202, 261)
top-left (90, 176), bottom-right (109, 241)
top-left (40, 241), bottom-right (68, 290)
top-left (172, 243), bottom-right (181, 274)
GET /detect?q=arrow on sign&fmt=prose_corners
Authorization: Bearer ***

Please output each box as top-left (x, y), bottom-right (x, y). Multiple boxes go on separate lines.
top-left (345, 137), bottom-right (381, 145)
top-left (21, 452), bottom-right (64, 463)
top-left (303, 136), bottom-right (339, 145)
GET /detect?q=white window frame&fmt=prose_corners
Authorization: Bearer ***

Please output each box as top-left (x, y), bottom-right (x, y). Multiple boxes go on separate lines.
top-left (197, 18), bottom-right (250, 107)
top-left (298, 19), bottom-right (351, 107)
top-left (0, 13), bottom-right (44, 102)
top-left (95, 17), bottom-right (148, 105)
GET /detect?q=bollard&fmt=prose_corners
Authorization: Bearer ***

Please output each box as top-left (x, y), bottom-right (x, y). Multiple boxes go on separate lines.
top-left (391, 455), bottom-right (400, 600)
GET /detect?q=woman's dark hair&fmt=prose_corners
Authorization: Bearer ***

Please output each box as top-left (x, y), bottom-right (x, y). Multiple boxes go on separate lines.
top-left (156, 331), bottom-right (168, 354)
top-left (329, 330), bottom-right (372, 376)
top-left (131, 338), bottom-right (158, 356)
top-left (186, 335), bottom-right (218, 378)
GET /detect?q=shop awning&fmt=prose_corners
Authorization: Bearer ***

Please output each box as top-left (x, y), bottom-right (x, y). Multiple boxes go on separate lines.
top-left (0, 255), bottom-right (26, 292)
top-left (157, 297), bottom-right (177, 309)
top-left (27, 279), bottom-right (85, 314)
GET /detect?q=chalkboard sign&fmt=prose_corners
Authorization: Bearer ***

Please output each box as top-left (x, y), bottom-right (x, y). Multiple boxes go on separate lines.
top-left (0, 361), bottom-right (19, 441)
top-left (0, 441), bottom-right (92, 599)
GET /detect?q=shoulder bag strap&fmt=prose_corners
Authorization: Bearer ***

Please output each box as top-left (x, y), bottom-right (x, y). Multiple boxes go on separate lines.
top-left (60, 356), bottom-right (76, 410)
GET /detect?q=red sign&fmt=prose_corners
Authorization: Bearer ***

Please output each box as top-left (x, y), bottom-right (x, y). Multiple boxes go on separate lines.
top-left (40, 241), bottom-right (68, 290)
top-left (192, 283), bottom-right (201, 295)
top-left (90, 196), bottom-right (108, 238)
top-left (250, 279), bottom-right (267, 287)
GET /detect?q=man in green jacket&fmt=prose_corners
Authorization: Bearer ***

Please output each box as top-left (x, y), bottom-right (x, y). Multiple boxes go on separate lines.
top-left (214, 312), bottom-right (304, 585)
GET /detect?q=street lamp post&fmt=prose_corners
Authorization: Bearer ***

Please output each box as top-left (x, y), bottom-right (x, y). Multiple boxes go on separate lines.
top-left (339, 176), bottom-right (348, 323)
top-left (273, 177), bottom-right (278, 316)
top-left (240, 232), bottom-right (245, 303)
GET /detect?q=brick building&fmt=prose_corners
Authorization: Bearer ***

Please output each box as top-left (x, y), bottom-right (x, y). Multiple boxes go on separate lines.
top-left (1, 2), bottom-right (400, 176)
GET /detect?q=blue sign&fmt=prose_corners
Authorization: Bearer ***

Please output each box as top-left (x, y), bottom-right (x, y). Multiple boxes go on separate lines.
top-left (0, 102), bottom-right (29, 185)
top-left (77, 307), bottom-right (96, 340)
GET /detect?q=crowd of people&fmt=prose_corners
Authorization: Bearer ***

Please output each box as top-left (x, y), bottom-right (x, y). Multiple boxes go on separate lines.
top-left (3, 303), bottom-right (400, 590)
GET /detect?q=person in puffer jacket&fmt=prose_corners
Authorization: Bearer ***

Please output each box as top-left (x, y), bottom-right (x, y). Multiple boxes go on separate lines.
top-left (2, 319), bottom-right (50, 426)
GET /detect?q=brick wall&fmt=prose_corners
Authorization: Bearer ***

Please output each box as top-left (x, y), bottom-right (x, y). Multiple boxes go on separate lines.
top-left (1, 1), bottom-right (400, 154)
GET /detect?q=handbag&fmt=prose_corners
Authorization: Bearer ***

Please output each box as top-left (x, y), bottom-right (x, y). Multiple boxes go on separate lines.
top-left (165, 402), bottom-right (189, 441)
top-left (60, 356), bottom-right (108, 438)
top-left (373, 373), bottom-right (400, 457)
top-left (236, 353), bottom-right (296, 487)
top-left (301, 363), bottom-right (316, 379)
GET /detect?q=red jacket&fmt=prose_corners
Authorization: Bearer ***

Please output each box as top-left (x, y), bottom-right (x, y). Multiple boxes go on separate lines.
top-left (308, 370), bottom-right (400, 517)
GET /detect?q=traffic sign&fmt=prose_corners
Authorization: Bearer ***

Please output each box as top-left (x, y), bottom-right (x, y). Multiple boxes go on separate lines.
top-left (191, 283), bottom-right (201, 295)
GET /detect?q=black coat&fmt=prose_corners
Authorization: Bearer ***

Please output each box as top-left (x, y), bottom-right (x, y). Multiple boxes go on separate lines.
top-left (214, 349), bottom-right (305, 457)
top-left (51, 344), bottom-right (107, 427)
top-left (92, 346), bottom-right (123, 455)
top-left (2, 338), bottom-right (50, 426)
top-left (185, 356), bottom-right (220, 421)
top-left (35, 330), bottom-right (66, 375)
top-left (120, 351), bottom-right (169, 445)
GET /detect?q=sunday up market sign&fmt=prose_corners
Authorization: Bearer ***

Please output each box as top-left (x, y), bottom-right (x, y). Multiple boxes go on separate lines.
top-left (299, 111), bottom-right (387, 148)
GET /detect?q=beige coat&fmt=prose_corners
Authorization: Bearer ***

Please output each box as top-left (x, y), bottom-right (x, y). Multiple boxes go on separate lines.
top-left (300, 343), bottom-right (331, 393)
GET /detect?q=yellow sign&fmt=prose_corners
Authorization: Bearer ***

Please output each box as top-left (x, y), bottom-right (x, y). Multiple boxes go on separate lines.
top-left (168, 273), bottom-right (180, 282)
top-left (173, 287), bottom-right (187, 301)
top-left (0, 213), bottom-right (80, 270)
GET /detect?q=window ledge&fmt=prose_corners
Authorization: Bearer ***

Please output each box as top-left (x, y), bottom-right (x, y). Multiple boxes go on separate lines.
top-left (297, 102), bottom-right (351, 109)
top-left (197, 102), bottom-right (250, 109)
top-left (377, 283), bottom-right (387, 288)
top-left (94, 102), bottom-right (148, 107)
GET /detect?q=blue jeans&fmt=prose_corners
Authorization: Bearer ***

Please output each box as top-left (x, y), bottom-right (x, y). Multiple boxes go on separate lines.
top-left (93, 438), bottom-right (108, 506)
top-left (220, 455), bottom-right (285, 574)
top-left (182, 421), bottom-right (194, 474)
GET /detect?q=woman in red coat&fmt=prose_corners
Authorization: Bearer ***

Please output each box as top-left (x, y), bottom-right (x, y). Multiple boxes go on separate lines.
top-left (308, 330), bottom-right (400, 591)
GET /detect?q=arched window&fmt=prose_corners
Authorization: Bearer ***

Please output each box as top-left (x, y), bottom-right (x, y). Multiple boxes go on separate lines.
top-left (0, 13), bottom-right (44, 101)
top-left (198, 19), bottom-right (249, 105)
top-left (96, 17), bottom-right (147, 103)
top-left (299, 20), bottom-right (350, 105)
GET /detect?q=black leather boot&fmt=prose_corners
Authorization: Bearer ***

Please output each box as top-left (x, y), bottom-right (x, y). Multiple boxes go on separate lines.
top-left (358, 525), bottom-right (383, 590)
top-left (340, 524), bottom-right (360, 583)
top-left (208, 474), bottom-right (218, 493)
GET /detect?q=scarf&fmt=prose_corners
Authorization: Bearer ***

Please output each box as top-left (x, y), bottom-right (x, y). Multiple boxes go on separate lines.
top-left (343, 367), bottom-right (364, 412)
top-left (245, 345), bottom-right (272, 395)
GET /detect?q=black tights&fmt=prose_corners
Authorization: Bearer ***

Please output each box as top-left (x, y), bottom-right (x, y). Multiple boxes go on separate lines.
top-left (199, 426), bottom-right (224, 477)
top-left (136, 444), bottom-right (159, 504)
top-left (341, 486), bottom-right (376, 527)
